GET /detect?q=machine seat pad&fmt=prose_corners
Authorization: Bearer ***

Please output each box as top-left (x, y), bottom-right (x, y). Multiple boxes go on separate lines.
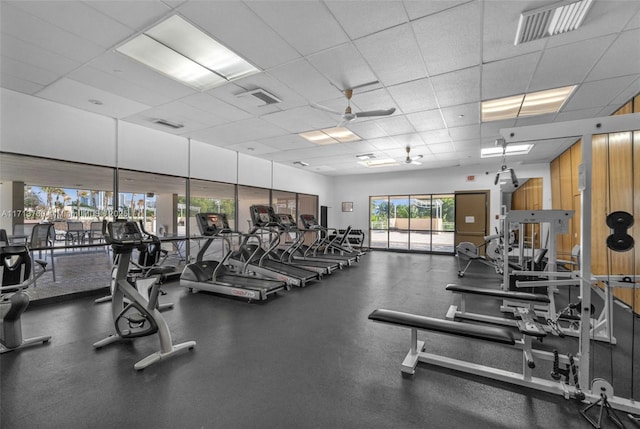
top-left (368, 309), bottom-right (515, 345)
top-left (446, 284), bottom-right (550, 303)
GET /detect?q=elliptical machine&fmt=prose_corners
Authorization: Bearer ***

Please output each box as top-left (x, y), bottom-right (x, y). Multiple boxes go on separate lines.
top-left (93, 220), bottom-right (195, 370)
top-left (1, 235), bottom-right (51, 353)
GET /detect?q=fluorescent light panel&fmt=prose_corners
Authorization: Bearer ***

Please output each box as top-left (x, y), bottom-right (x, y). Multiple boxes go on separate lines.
top-left (481, 144), bottom-right (533, 158)
top-left (117, 15), bottom-right (259, 91)
top-left (358, 158), bottom-right (399, 168)
top-left (515, 0), bottom-right (593, 45)
top-left (481, 85), bottom-right (576, 122)
top-left (299, 127), bottom-right (361, 145)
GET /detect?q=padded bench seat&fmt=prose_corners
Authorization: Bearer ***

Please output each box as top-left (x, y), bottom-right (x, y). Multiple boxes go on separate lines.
top-left (446, 284), bottom-right (550, 303)
top-left (368, 309), bottom-right (515, 345)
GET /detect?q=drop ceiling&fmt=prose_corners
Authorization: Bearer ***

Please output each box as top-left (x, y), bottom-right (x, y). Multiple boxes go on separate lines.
top-left (1, 0), bottom-right (639, 176)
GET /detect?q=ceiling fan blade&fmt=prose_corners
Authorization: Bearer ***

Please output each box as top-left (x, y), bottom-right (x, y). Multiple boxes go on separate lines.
top-left (310, 103), bottom-right (342, 115)
top-left (336, 117), bottom-right (350, 127)
top-left (355, 108), bottom-right (396, 118)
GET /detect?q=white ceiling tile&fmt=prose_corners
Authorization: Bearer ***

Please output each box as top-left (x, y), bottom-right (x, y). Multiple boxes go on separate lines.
top-left (563, 75), bottom-right (639, 111)
top-left (530, 35), bottom-right (616, 92)
top-left (36, 78), bottom-right (150, 118)
top-left (262, 106), bottom-right (336, 134)
top-left (0, 73), bottom-right (45, 94)
top-left (85, 0), bottom-right (172, 30)
top-left (190, 117), bottom-right (289, 146)
top-left (325, 1), bottom-right (408, 39)
top-left (608, 75), bottom-right (640, 106)
top-left (406, 109), bottom-right (445, 132)
top-left (268, 59), bottom-right (343, 103)
top-left (10, 1), bottom-right (132, 49)
top-left (481, 52), bottom-right (540, 100)
top-left (482, 1), bottom-right (545, 63)
top-left (441, 103), bottom-right (479, 128)
top-left (481, 119), bottom-right (516, 138)
top-left (545, 0), bottom-right (640, 48)
top-left (257, 134), bottom-right (314, 151)
top-left (449, 124), bottom-right (481, 141)
top-left (346, 121), bottom-right (387, 140)
top-left (403, 0), bottom-right (470, 21)
top-left (180, 93), bottom-right (252, 122)
top-left (1, 33), bottom-right (81, 76)
top-left (245, 0), bottom-right (349, 56)
top-left (555, 107), bottom-right (605, 122)
top-left (625, 8), bottom-right (640, 30)
top-left (431, 67), bottom-right (481, 107)
top-left (348, 88), bottom-right (397, 113)
top-left (387, 78), bottom-right (438, 113)
top-left (354, 23), bottom-right (427, 86)
top-left (1, 2), bottom-right (106, 63)
top-left (69, 65), bottom-right (171, 106)
top-left (586, 29), bottom-right (640, 82)
top-left (373, 115), bottom-right (415, 136)
top-left (234, 72), bottom-right (308, 111)
top-left (419, 129), bottom-right (452, 144)
top-left (453, 139), bottom-right (480, 151)
top-left (225, 141), bottom-right (280, 156)
top-left (391, 133), bottom-right (426, 149)
top-left (413, 1), bottom-right (482, 76)
top-left (307, 43), bottom-right (378, 92)
top-left (180, 1), bottom-right (300, 70)
top-left (367, 137), bottom-right (401, 151)
top-left (428, 142), bottom-right (455, 154)
top-left (86, 51), bottom-right (197, 100)
top-left (1, 56), bottom-right (59, 86)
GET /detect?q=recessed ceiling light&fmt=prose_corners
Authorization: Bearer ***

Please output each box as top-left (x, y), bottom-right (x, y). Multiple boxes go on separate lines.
top-left (299, 127), bottom-right (361, 145)
top-left (116, 15), bottom-right (259, 91)
top-left (356, 153), bottom-right (375, 160)
top-left (481, 144), bottom-right (533, 158)
top-left (358, 158), bottom-right (400, 168)
top-left (88, 99), bottom-right (103, 105)
top-left (481, 85), bottom-right (576, 122)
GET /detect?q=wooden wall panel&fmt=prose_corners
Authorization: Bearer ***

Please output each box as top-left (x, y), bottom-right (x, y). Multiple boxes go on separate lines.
top-left (549, 93), bottom-right (640, 313)
top-left (591, 134), bottom-right (610, 276)
top-left (559, 150), bottom-right (574, 252)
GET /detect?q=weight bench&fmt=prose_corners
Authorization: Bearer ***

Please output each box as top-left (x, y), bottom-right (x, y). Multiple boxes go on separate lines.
top-left (368, 308), bottom-right (578, 398)
top-left (445, 284), bottom-right (552, 332)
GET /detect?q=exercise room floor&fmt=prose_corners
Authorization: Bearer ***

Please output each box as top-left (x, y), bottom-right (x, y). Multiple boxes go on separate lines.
top-left (2, 251), bottom-right (638, 428)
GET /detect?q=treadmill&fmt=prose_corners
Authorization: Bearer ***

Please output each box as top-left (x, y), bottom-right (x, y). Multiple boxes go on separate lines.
top-left (180, 213), bottom-right (288, 301)
top-left (237, 205), bottom-right (319, 287)
top-left (273, 213), bottom-right (341, 274)
top-left (298, 214), bottom-right (359, 265)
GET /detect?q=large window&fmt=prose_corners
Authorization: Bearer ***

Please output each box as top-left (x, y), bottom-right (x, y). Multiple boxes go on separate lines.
top-left (189, 179), bottom-right (236, 233)
top-left (369, 194), bottom-right (455, 253)
top-left (237, 185), bottom-right (270, 233)
top-left (118, 169), bottom-right (186, 237)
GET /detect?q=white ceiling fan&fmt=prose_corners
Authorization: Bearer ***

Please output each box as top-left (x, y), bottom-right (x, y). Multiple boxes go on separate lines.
top-left (312, 88), bottom-right (396, 127)
top-left (404, 146), bottom-right (423, 165)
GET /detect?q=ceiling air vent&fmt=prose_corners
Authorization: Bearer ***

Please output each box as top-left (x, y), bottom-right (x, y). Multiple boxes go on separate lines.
top-left (514, 0), bottom-right (593, 45)
top-left (153, 119), bottom-right (184, 129)
top-left (237, 88), bottom-right (281, 106)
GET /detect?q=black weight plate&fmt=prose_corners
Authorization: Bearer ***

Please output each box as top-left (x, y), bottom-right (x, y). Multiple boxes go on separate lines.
top-left (606, 233), bottom-right (634, 252)
top-left (606, 211), bottom-right (634, 229)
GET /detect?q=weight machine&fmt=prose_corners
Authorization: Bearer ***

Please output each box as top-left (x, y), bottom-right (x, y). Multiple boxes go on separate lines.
top-left (500, 112), bottom-right (640, 415)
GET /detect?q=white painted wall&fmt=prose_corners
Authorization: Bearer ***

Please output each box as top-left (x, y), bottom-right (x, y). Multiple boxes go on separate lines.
top-left (272, 163), bottom-right (333, 207)
top-left (190, 139), bottom-right (238, 184)
top-left (330, 163), bottom-right (551, 233)
top-left (1, 91), bottom-right (332, 202)
top-left (117, 121), bottom-right (189, 177)
top-left (1, 89), bottom-right (116, 166)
